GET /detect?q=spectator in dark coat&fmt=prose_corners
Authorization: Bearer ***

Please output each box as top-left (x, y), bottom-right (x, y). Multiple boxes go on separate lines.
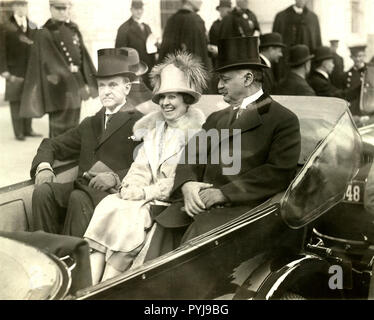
top-left (115, 0), bottom-right (157, 89)
top-left (330, 40), bottom-right (345, 89)
top-left (259, 32), bottom-right (285, 95)
top-left (0, 0), bottom-right (40, 141)
top-left (158, 0), bottom-right (210, 71)
top-left (218, 0), bottom-right (260, 39)
top-left (308, 46), bottom-right (361, 105)
top-left (276, 44), bottom-right (315, 96)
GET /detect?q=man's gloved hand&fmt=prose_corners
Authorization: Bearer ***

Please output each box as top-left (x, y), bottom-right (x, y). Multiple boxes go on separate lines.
top-left (35, 170), bottom-right (56, 185)
top-left (120, 186), bottom-right (145, 201)
top-left (88, 172), bottom-right (117, 191)
top-left (199, 188), bottom-right (228, 210)
top-left (181, 182), bottom-right (213, 217)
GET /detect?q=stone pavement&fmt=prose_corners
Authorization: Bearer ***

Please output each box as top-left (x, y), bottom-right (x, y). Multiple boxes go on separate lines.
top-left (0, 98), bottom-right (102, 188)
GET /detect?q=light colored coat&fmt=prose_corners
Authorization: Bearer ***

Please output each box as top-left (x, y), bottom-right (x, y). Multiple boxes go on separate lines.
top-left (84, 107), bottom-right (205, 254)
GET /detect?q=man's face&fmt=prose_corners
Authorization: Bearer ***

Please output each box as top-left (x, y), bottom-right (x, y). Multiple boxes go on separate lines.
top-left (236, 0), bottom-right (249, 9)
top-left (159, 92), bottom-right (188, 122)
top-left (98, 76), bottom-right (132, 111)
top-left (268, 47), bottom-right (283, 63)
top-left (12, 3), bottom-right (28, 17)
top-left (219, 7), bottom-right (231, 19)
top-left (322, 59), bottom-right (335, 74)
top-left (305, 60), bottom-right (311, 75)
top-left (295, 0), bottom-right (308, 8)
top-left (50, 5), bottom-right (71, 21)
top-left (352, 51), bottom-right (366, 69)
top-left (330, 43), bottom-right (339, 53)
top-left (218, 69), bottom-right (250, 104)
top-left (131, 7), bottom-right (144, 20)
top-left (190, 0), bottom-right (203, 11)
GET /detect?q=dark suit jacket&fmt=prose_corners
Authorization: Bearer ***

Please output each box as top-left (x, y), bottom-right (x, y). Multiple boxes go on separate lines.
top-left (261, 57), bottom-right (276, 95)
top-left (156, 95), bottom-right (301, 238)
top-left (342, 65), bottom-right (367, 116)
top-left (31, 103), bottom-right (143, 179)
top-left (308, 70), bottom-right (360, 102)
top-left (115, 18), bottom-right (156, 77)
top-left (0, 16), bottom-right (36, 101)
top-left (276, 72), bottom-right (316, 96)
top-left (331, 52), bottom-right (345, 89)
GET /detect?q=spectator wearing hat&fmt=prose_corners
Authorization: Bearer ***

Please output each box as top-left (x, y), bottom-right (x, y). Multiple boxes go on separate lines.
top-left (259, 32), bottom-right (285, 95)
top-left (115, 0), bottom-right (156, 90)
top-left (30, 48), bottom-right (144, 238)
top-left (308, 46), bottom-right (361, 104)
top-left (343, 45), bottom-right (367, 117)
top-left (158, 0), bottom-right (210, 71)
top-left (144, 36), bottom-right (301, 259)
top-left (276, 44), bottom-right (315, 96)
top-left (0, 0), bottom-right (41, 141)
top-left (19, 0), bottom-right (98, 138)
top-left (329, 40), bottom-right (345, 89)
top-left (218, 0), bottom-right (260, 40)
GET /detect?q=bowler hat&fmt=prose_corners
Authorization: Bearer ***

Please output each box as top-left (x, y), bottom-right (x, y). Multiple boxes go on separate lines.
top-left (96, 48), bottom-right (148, 80)
top-left (216, 0), bottom-right (231, 10)
top-left (313, 46), bottom-right (334, 62)
top-left (49, 0), bottom-right (71, 7)
top-left (215, 36), bottom-right (268, 72)
top-left (131, 0), bottom-right (143, 9)
top-left (288, 44), bottom-right (314, 67)
top-left (349, 45), bottom-right (367, 56)
top-left (259, 32), bottom-right (286, 49)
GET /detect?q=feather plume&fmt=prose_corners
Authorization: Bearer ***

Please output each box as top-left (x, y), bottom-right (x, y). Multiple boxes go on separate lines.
top-left (150, 51), bottom-right (209, 94)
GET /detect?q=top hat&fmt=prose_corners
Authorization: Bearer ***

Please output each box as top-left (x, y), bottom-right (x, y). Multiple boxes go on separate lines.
top-left (349, 45), bottom-right (367, 56)
top-left (131, 0), bottom-right (144, 9)
top-left (259, 32), bottom-right (286, 49)
top-left (313, 46), bottom-right (334, 62)
top-left (150, 51), bottom-right (208, 105)
top-left (215, 36), bottom-right (268, 72)
top-left (49, 0), bottom-right (71, 7)
top-left (216, 0), bottom-right (232, 10)
top-left (288, 44), bottom-right (314, 67)
top-left (96, 48), bottom-right (148, 80)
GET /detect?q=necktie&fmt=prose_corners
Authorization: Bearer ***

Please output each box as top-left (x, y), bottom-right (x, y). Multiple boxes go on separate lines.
top-left (105, 114), bottom-right (114, 129)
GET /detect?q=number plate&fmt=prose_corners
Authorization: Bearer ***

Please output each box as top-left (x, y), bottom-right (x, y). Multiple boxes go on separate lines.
top-left (343, 181), bottom-right (365, 204)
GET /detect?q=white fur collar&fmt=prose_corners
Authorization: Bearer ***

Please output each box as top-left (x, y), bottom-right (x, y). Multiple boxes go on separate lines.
top-left (133, 107), bottom-right (206, 140)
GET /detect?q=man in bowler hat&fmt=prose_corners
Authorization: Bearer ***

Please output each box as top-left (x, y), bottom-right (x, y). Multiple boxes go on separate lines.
top-left (0, 0), bottom-right (41, 141)
top-left (145, 37), bottom-right (301, 259)
top-left (259, 32), bottom-right (285, 95)
top-left (31, 48), bottom-right (144, 237)
top-left (276, 44), bottom-right (315, 96)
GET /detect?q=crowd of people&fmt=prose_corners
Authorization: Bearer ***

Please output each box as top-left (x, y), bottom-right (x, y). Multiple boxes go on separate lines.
top-left (0, 0), bottom-right (373, 285)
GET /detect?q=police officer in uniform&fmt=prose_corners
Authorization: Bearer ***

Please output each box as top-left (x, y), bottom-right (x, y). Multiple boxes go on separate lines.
top-left (20, 0), bottom-right (98, 138)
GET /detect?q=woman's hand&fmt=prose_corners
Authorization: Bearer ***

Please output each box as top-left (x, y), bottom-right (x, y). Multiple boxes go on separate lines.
top-left (120, 186), bottom-right (146, 201)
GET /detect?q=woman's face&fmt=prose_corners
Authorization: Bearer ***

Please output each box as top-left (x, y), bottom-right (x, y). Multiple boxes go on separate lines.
top-left (159, 93), bottom-right (188, 122)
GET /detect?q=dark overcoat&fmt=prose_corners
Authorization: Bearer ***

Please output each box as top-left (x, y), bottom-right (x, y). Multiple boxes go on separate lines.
top-left (276, 72), bottom-right (316, 96)
top-left (331, 52), bottom-right (345, 89)
top-left (19, 19), bottom-right (98, 118)
top-left (308, 70), bottom-right (360, 102)
top-left (159, 9), bottom-right (210, 70)
top-left (115, 18), bottom-right (156, 85)
top-left (30, 104), bottom-right (143, 205)
top-left (218, 7), bottom-right (260, 39)
top-left (0, 16), bottom-right (36, 102)
top-left (261, 57), bottom-right (276, 95)
top-left (342, 65), bottom-right (366, 116)
top-left (155, 95), bottom-right (301, 241)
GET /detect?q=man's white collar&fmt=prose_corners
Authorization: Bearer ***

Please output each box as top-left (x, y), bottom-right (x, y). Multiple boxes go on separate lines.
top-left (234, 89), bottom-right (264, 110)
top-left (293, 5), bottom-right (304, 14)
top-left (105, 102), bottom-right (126, 115)
top-left (316, 69), bottom-right (329, 80)
top-left (260, 54), bottom-right (272, 68)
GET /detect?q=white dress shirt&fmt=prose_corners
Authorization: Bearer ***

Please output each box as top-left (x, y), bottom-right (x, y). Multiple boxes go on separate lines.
top-left (105, 103), bottom-right (125, 129)
top-left (260, 54), bottom-right (272, 68)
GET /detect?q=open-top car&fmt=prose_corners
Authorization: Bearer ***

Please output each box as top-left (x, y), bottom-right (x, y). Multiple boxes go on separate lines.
top-left (0, 95), bottom-right (364, 300)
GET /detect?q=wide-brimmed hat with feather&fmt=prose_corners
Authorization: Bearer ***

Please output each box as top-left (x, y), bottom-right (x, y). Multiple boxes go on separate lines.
top-left (150, 51), bottom-right (208, 105)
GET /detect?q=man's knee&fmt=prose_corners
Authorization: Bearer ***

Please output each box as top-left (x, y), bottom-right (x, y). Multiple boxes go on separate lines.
top-left (32, 183), bottom-right (54, 205)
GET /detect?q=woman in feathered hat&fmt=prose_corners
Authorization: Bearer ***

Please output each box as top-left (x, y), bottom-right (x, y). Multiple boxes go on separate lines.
top-left (84, 51), bottom-right (208, 284)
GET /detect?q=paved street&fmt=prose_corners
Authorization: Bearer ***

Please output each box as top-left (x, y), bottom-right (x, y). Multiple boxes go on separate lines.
top-left (0, 98), bottom-right (102, 188)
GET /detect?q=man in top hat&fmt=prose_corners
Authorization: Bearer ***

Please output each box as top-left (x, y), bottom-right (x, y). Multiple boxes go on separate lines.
top-left (330, 39), bottom-right (345, 89)
top-left (159, 0), bottom-right (210, 71)
top-left (30, 48), bottom-right (144, 237)
top-left (0, 0), bottom-right (41, 141)
top-left (259, 32), bottom-right (285, 95)
top-left (115, 0), bottom-right (156, 90)
top-left (343, 45), bottom-right (367, 117)
top-left (276, 44), bottom-right (315, 96)
top-left (218, 0), bottom-right (261, 40)
top-left (308, 46), bottom-right (361, 105)
top-left (145, 36), bottom-right (301, 259)
top-left (19, 0), bottom-right (98, 138)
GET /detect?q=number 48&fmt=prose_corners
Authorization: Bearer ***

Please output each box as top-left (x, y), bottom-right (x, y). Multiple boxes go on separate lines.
top-left (345, 184), bottom-right (360, 202)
